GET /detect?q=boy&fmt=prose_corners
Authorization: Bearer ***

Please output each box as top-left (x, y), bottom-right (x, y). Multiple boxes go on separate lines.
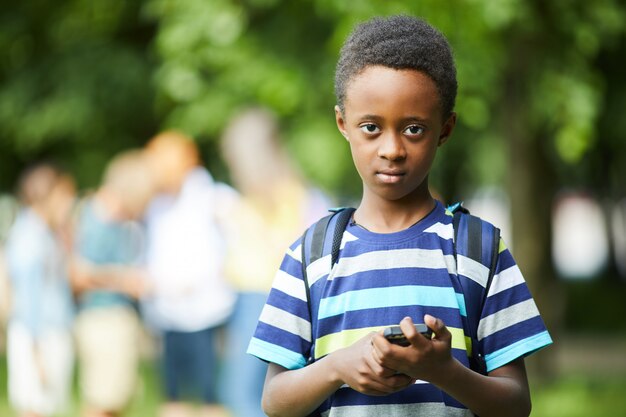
top-left (247, 15), bottom-right (552, 417)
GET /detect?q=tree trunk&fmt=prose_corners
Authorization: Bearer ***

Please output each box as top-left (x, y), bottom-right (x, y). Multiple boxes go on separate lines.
top-left (501, 52), bottom-right (564, 380)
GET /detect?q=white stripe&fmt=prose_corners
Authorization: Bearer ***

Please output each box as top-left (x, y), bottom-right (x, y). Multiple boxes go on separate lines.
top-left (338, 379), bottom-right (428, 390)
top-left (341, 231), bottom-right (359, 249)
top-left (306, 254), bottom-right (332, 286)
top-left (301, 231), bottom-right (357, 288)
top-left (259, 304), bottom-right (311, 342)
top-left (286, 245), bottom-right (301, 262)
top-left (273, 270), bottom-right (306, 301)
top-left (424, 221), bottom-right (454, 241)
top-left (457, 254), bottom-right (489, 287)
top-left (478, 298), bottom-right (540, 341)
top-left (322, 403), bottom-right (473, 417)
top-left (333, 248), bottom-right (454, 279)
top-left (488, 265), bottom-right (525, 297)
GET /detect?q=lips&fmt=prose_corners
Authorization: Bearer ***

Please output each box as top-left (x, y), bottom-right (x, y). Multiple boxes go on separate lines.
top-left (376, 169), bottom-right (405, 184)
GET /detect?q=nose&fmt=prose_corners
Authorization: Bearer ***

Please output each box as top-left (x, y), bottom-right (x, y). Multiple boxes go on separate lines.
top-left (377, 133), bottom-right (407, 161)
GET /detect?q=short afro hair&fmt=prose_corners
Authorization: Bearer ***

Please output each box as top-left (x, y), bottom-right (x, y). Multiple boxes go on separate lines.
top-left (335, 15), bottom-right (457, 117)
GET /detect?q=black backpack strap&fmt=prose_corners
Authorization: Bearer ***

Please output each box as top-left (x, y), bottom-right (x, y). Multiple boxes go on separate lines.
top-left (300, 208), bottom-right (355, 319)
top-left (449, 203), bottom-right (501, 375)
top-left (330, 208), bottom-right (355, 266)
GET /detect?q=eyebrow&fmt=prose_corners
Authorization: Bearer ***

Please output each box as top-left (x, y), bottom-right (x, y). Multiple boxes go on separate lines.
top-left (356, 114), bottom-right (431, 124)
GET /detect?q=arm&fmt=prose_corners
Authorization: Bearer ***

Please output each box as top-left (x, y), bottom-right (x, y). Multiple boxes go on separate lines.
top-left (262, 333), bottom-right (416, 417)
top-left (70, 258), bottom-right (147, 299)
top-left (372, 315), bottom-right (531, 417)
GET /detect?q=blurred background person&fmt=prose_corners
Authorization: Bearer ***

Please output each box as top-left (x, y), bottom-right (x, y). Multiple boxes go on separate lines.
top-left (4, 163), bottom-right (76, 417)
top-left (142, 131), bottom-right (235, 417)
top-left (218, 107), bottom-right (328, 417)
top-left (71, 150), bottom-right (155, 417)
top-left (0, 194), bottom-right (19, 349)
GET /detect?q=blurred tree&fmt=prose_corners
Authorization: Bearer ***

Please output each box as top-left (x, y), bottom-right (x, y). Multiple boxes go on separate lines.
top-left (1, 1), bottom-right (625, 379)
top-left (0, 1), bottom-right (158, 189)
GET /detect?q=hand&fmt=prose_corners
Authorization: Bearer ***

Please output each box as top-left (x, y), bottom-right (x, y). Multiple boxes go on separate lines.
top-left (121, 269), bottom-right (150, 298)
top-left (330, 332), bottom-right (416, 396)
top-left (371, 315), bottom-right (454, 382)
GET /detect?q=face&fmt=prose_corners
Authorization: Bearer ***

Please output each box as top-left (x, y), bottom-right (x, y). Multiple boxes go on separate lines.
top-left (46, 176), bottom-right (76, 230)
top-left (146, 143), bottom-right (195, 194)
top-left (335, 66), bottom-right (456, 205)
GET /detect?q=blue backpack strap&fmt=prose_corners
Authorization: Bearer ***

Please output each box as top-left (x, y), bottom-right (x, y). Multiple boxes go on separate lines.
top-left (449, 203), bottom-right (501, 375)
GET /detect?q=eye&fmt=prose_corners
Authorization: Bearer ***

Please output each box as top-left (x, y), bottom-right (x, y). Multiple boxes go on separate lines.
top-left (403, 125), bottom-right (424, 136)
top-left (359, 123), bottom-right (380, 134)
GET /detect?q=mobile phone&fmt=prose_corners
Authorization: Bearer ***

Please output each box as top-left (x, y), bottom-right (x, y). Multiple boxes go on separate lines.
top-left (383, 323), bottom-right (432, 346)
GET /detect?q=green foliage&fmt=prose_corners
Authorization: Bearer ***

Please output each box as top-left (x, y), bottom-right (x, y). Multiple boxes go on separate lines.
top-left (0, 0), bottom-right (624, 197)
top-left (0, 1), bottom-right (157, 189)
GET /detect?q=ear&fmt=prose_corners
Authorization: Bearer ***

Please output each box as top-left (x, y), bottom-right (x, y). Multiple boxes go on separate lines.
top-left (335, 105), bottom-right (349, 141)
top-left (438, 112), bottom-right (456, 146)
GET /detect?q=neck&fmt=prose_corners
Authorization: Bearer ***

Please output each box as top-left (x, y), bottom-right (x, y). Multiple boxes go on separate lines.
top-left (94, 189), bottom-right (124, 221)
top-left (355, 184), bottom-right (435, 233)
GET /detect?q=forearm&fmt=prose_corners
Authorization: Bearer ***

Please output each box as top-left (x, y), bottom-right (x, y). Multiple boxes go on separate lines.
top-left (263, 358), bottom-right (344, 417)
top-left (431, 358), bottom-right (531, 417)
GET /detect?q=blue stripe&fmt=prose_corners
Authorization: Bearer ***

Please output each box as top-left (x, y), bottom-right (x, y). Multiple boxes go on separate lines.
top-left (340, 234), bottom-right (455, 257)
top-left (253, 322), bottom-right (311, 363)
top-left (288, 236), bottom-right (303, 252)
top-left (481, 316), bottom-right (549, 354)
top-left (344, 202), bottom-right (447, 243)
top-left (495, 248), bottom-right (516, 273)
top-left (316, 305), bottom-right (466, 336)
top-left (280, 256), bottom-right (303, 279)
top-left (318, 285), bottom-right (461, 320)
top-left (327, 382), bottom-right (467, 409)
top-left (484, 330), bottom-right (553, 372)
top-left (253, 321), bottom-right (311, 355)
top-left (322, 268), bottom-right (458, 298)
top-left (247, 337), bottom-right (307, 370)
top-left (481, 282), bottom-right (532, 317)
top-left (266, 288), bottom-right (309, 320)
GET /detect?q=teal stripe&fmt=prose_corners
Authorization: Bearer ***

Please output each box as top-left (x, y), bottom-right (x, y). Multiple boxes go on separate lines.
top-left (456, 293), bottom-right (467, 317)
top-left (484, 330), bottom-right (553, 372)
top-left (247, 337), bottom-right (307, 370)
top-left (318, 285), bottom-right (462, 320)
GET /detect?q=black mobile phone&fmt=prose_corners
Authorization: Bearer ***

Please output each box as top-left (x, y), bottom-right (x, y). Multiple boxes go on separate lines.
top-left (383, 323), bottom-right (432, 346)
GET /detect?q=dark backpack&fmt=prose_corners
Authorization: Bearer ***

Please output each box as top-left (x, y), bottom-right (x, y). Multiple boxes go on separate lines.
top-left (299, 203), bottom-right (500, 375)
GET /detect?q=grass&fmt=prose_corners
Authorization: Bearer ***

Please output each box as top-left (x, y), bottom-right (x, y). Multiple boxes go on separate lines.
top-left (1, 356), bottom-right (625, 416)
top-left (532, 375), bottom-right (626, 417)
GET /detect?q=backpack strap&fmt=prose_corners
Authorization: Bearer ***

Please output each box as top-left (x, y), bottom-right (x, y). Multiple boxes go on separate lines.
top-left (449, 203), bottom-right (501, 374)
top-left (300, 208), bottom-right (355, 322)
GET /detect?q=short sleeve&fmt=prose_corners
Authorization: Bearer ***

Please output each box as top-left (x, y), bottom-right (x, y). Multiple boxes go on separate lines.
top-left (477, 239), bottom-right (553, 372)
top-left (246, 237), bottom-right (313, 370)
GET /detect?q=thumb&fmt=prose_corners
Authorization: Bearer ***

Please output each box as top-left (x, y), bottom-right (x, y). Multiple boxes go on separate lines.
top-left (424, 314), bottom-right (451, 342)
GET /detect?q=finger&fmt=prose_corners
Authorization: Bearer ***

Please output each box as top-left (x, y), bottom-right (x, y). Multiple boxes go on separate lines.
top-left (366, 371), bottom-right (415, 393)
top-left (371, 333), bottom-right (407, 372)
top-left (387, 374), bottom-right (417, 390)
top-left (366, 345), bottom-right (397, 378)
top-left (371, 333), bottom-right (398, 361)
top-left (356, 378), bottom-right (405, 395)
top-left (400, 317), bottom-right (429, 348)
top-left (424, 314), bottom-right (451, 342)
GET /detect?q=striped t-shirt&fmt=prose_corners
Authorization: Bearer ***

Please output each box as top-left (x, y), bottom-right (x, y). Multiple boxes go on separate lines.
top-left (248, 201), bottom-right (552, 416)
